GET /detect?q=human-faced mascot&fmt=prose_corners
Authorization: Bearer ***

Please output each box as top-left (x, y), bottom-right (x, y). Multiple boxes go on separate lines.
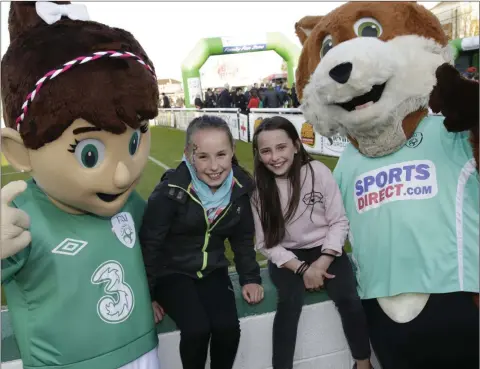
top-left (295, 2), bottom-right (479, 369)
top-left (0, 2), bottom-right (161, 369)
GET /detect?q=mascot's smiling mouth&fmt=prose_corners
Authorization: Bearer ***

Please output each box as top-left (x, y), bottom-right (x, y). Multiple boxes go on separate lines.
top-left (97, 192), bottom-right (125, 202)
top-left (334, 82), bottom-right (387, 112)
top-left (96, 179), bottom-right (139, 202)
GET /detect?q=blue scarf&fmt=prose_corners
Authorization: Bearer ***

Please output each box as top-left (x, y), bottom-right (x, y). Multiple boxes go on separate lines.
top-left (182, 155), bottom-right (234, 223)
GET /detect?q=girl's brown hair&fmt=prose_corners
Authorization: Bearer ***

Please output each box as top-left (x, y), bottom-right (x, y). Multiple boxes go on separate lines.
top-left (252, 116), bottom-right (315, 249)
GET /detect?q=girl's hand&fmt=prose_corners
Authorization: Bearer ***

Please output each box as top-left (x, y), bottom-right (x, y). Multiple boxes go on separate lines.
top-left (303, 261), bottom-right (335, 290)
top-left (311, 254), bottom-right (335, 273)
top-left (242, 283), bottom-right (264, 304)
top-left (152, 301), bottom-right (165, 324)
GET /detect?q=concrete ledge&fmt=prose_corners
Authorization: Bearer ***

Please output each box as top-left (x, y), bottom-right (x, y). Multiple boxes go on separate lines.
top-left (2, 301), bottom-right (356, 369)
top-left (2, 268), bottom-right (331, 363)
top-left (2, 273), bottom-right (382, 369)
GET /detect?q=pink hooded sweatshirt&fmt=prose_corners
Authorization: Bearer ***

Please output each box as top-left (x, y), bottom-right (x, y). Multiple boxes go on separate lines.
top-left (251, 160), bottom-right (349, 267)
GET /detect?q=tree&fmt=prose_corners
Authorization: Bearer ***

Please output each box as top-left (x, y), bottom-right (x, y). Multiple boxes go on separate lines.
top-left (280, 61), bottom-right (287, 72)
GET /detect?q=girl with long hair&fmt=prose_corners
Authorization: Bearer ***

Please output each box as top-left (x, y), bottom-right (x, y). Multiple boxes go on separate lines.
top-left (251, 116), bottom-right (373, 369)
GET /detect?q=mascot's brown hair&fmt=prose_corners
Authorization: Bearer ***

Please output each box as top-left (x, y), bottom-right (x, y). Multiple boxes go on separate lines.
top-left (294, 2), bottom-right (479, 369)
top-left (2, 1), bottom-right (159, 151)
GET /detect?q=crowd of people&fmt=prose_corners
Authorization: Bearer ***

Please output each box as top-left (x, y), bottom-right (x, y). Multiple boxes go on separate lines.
top-left (462, 66), bottom-right (479, 81)
top-left (161, 67), bottom-right (478, 111)
top-left (175, 81), bottom-right (300, 111)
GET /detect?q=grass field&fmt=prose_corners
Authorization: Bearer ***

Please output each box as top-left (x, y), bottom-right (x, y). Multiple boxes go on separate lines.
top-left (1, 125), bottom-right (345, 305)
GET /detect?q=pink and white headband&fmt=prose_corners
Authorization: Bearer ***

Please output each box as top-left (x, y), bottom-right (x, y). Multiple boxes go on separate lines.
top-left (15, 50), bottom-right (156, 129)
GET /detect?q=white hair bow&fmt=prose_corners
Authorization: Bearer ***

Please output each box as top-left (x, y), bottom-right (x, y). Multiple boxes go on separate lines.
top-left (36, 1), bottom-right (90, 25)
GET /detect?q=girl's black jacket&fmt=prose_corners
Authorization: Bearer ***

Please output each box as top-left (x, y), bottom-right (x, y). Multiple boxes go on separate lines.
top-left (139, 162), bottom-right (262, 297)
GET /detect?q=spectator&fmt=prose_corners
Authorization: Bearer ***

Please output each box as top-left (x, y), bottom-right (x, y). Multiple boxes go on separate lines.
top-left (247, 89), bottom-right (260, 109)
top-left (290, 83), bottom-right (300, 108)
top-left (244, 86), bottom-right (251, 103)
top-left (262, 83), bottom-right (282, 108)
top-left (234, 87), bottom-right (247, 112)
top-left (278, 83), bottom-right (290, 108)
top-left (217, 83), bottom-right (232, 108)
top-left (194, 94), bottom-right (203, 109)
top-left (205, 89), bottom-right (217, 108)
top-left (162, 92), bottom-right (171, 108)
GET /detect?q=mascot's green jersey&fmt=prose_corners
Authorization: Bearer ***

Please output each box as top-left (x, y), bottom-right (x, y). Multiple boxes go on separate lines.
top-left (2, 179), bottom-right (157, 369)
top-left (334, 115), bottom-right (479, 299)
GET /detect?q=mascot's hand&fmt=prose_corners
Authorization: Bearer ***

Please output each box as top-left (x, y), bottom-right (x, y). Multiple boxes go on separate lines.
top-left (1, 180), bottom-right (31, 259)
top-left (429, 63), bottom-right (479, 133)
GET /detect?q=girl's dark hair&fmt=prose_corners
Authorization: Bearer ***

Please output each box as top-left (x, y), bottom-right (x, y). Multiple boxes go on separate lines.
top-left (185, 115), bottom-right (250, 178)
top-left (252, 116), bottom-right (315, 249)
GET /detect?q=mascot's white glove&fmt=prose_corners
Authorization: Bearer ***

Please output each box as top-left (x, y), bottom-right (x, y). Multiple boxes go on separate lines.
top-left (1, 180), bottom-right (31, 259)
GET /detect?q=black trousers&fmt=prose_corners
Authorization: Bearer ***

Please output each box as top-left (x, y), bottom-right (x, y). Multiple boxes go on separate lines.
top-left (268, 247), bottom-right (371, 369)
top-left (154, 268), bottom-right (240, 369)
top-left (363, 292), bottom-right (479, 369)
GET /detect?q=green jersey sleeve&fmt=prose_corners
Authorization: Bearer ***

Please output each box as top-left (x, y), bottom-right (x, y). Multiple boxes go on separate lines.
top-left (1, 199), bottom-right (31, 283)
top-left (1, 246), bottom-right (30, 283)
top-left (437, 116), bottom-right (475, 167)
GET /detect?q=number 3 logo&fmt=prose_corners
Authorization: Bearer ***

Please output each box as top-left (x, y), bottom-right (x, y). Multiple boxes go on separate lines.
top-left (91, 260), bottom-right (135, 324)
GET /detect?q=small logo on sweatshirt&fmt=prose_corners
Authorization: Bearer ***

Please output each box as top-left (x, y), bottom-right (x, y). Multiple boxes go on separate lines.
top-left (302, 191), bottom-right (324, 206)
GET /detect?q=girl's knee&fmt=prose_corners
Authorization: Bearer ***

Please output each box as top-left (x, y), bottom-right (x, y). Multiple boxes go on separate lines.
top-left (181, 323), bottom-right (211, 343)
top-left (211, 321), bottom-right (241, 343)
top-left (333, 293), bottom-right (364, 312)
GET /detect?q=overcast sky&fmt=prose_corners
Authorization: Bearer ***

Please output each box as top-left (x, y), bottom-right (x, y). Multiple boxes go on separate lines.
top-left (0, 1), bottom-right (438, 82)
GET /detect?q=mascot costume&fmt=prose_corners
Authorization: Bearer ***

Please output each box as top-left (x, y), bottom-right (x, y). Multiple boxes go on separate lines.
top-left (0, 2), bottom-right (161, 369)
top-left (294, 2), bottom-right (479, 369)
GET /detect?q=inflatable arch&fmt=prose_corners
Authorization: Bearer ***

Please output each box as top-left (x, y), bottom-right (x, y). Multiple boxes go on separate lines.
top-left (181, 32), bottom-right (301, 107)
top-left (450, 36), bottom-right (479, 73)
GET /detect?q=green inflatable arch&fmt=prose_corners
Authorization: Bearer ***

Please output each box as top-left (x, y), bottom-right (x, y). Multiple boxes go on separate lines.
top-left (181, 32), bottom-right (301, 107)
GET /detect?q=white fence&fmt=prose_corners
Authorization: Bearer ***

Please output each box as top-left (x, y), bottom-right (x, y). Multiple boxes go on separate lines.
top-left (153, 108), bottom-right (348, 157)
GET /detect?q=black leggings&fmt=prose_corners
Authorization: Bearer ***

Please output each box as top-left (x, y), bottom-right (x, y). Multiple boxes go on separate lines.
top-left (268, 247), bottom-right (371, 369)
top-left (154, 268), bottom-right (240, 369)
top-left (363, 292), bottom-right (479, 369)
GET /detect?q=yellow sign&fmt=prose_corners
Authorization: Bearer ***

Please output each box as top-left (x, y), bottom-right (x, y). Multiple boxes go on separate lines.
top-left (301, 122), bottom-right (315, 147)
top-left (254, 118), bottom-right (263, 132)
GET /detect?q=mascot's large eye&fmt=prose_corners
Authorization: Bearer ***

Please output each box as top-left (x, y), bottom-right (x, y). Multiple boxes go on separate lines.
top-left (74, 139), bottom-right (105, 169)
top-left (354, 17), bottom-right (383, 37)
top-left (129, 129), bottom-right (141, 156)
top-left (320, 35), bottom-right (333, 57)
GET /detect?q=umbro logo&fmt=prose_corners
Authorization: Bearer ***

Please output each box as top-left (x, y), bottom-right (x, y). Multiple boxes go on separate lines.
top-left (52, 238), bottom-right (88, 256)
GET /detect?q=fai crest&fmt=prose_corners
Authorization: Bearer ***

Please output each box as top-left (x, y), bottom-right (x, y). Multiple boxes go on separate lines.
top-left (111, 212), bottom-right (136, 248)
top-left (405, 132), bottom-right (423, 149)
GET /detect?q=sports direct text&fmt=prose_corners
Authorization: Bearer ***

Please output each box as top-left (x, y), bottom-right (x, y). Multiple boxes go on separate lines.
top-left (354, 160), bottom-right (438, 213)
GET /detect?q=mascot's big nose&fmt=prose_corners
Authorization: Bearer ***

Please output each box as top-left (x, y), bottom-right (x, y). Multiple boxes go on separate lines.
top-left (329, 62), bottom-right (352, 84)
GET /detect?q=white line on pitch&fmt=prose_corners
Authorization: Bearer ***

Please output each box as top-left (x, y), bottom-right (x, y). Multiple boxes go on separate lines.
top-left (148, 156), bottom-right (170, 170)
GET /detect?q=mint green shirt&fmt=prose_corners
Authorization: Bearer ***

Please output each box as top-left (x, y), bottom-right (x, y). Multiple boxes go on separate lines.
top-left (2, 179), bottom-right (158, 369)
top-left (333, 115), bottom-right (479, 299)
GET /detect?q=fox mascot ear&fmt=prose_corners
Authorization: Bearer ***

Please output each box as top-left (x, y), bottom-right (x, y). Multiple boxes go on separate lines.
top-left (295, 16), bottom-right (323, 45)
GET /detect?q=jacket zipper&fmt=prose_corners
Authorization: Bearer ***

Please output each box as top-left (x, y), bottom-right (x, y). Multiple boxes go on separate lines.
top-left (168, 184), bottom-right (232, 278)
